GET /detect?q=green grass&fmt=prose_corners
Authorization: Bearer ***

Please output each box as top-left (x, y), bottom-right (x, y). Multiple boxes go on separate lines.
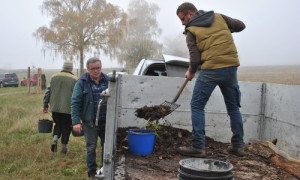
top-left (0, 89), bottom-right (88, 180)
top-left (0, 86), bottom-right (26, 94)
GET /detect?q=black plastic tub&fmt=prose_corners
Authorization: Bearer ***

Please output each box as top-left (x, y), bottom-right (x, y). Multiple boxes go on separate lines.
top-left (38, 119), bottom-right (53, 133)
top-left (178, 158), bottom-right (234, 180)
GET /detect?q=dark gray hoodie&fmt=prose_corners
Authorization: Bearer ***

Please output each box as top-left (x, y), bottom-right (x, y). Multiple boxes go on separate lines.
top-left (186, 10), bottom-right (215, 29)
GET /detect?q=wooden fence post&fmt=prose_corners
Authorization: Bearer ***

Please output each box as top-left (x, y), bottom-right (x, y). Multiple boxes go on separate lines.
top-left (36, 68), bottom-right (42, 94)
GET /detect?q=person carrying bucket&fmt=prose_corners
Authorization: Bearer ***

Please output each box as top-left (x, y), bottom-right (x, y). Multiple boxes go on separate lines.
top-left (43, 61), bottom-right (78, 154)
top-left (71, 57), bottom-right (109, 180)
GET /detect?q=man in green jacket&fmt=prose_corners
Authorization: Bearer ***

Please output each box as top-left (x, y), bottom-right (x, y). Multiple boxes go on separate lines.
top-left (176, 2), bottom-right (246, 157)
top-left (71, 57), bottom-right (109, 179)
top-left (43, 61), bottom-right (78, 154)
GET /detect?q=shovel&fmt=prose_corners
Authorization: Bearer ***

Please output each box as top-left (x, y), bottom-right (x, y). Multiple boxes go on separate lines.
top-left (161, 78), bottom-right (189, 115)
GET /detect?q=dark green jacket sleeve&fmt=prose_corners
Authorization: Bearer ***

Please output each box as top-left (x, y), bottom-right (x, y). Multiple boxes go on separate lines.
top-left (43, 85), bottom-right (51, 109)
top-left (71, 81), bottom-right (83, 125)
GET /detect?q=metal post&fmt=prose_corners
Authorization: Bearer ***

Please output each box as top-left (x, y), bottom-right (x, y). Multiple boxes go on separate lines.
top-left (96, 71), bottom-right (118, 180)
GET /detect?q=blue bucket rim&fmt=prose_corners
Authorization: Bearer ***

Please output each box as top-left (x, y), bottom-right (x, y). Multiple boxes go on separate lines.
top-left (127, 129), bottom-right (156, 135)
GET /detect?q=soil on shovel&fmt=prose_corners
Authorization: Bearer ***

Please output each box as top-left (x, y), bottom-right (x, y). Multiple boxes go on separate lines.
top-left (115, 125), bottom-right (298, 180)
top-left (135, 105), bottom-right (171, 122)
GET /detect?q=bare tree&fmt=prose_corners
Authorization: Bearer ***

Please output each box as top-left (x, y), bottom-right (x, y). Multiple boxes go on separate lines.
top-left (34, 0), bottom-right (127, 75)
top-left (116, 0), bottom-right (163, 68)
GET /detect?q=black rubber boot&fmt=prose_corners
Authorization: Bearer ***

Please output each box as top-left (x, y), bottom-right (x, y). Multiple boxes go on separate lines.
top-left (61, 144), bottom-right (68, 154)
top-left (51, 142), bottom-right (57, 152)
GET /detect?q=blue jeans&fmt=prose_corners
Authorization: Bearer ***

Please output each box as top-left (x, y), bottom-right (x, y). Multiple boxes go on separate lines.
top-left (83, 123), bottom-right (106, 173)
top-left (191, 66), bottom-right (244, 149)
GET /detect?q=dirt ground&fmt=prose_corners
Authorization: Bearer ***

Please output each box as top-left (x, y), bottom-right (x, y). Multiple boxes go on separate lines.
top-left (116, 125), bottom-right (298, 180)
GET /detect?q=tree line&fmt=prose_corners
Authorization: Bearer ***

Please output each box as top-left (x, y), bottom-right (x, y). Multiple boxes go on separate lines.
top-left (34, 0), bottom-right (188, 75)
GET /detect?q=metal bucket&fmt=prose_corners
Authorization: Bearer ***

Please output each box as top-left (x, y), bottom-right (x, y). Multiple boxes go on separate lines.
top-left (38, 119), bottom-right (53, 133)
top-left (178, 158), bottom-right (234, 180)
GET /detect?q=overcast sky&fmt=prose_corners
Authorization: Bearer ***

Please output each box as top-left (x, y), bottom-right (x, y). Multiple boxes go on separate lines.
top-left (1, 0), bottom-right (299, 69)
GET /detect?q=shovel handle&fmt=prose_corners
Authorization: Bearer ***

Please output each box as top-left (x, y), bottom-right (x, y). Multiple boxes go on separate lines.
top-left (172, 78), bottom-right (189, 103)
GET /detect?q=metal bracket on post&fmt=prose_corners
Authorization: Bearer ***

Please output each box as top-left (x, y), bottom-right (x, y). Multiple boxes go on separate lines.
top-left (103, 152), bottom-right (112, 164)
top-left (96, 152), bottom-right (112, 179)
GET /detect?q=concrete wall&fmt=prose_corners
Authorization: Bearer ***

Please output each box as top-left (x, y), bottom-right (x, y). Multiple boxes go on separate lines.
top-left (111, 75), bottom-right (299, 159)
top-left (262, 83), bottom-right (300, 159)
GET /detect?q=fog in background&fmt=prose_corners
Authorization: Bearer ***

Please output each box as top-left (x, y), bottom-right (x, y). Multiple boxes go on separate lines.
top-left (1, 0), bottom-right (299, 69)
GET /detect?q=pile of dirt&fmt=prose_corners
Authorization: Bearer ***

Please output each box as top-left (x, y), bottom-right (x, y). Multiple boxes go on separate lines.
top-left (135, 105), bottom-right (171, 122)
top-left (116, 125), bottom-right (297, 180)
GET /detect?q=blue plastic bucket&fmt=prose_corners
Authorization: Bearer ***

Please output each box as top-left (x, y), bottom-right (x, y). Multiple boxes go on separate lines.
top-left (127, 129), bottom-right (156, 155)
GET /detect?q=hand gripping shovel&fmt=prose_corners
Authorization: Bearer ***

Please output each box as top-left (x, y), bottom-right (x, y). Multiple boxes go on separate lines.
top-left (161, 78), bottom-right (189, 115)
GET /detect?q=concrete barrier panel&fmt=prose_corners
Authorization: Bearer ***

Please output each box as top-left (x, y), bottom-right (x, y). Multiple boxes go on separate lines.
top-left (112, 75), bottom-right (299, 159)
top-left (263, 84), bottom-right (300, 159)
top-left (116, 75), bottom-right (261, 143)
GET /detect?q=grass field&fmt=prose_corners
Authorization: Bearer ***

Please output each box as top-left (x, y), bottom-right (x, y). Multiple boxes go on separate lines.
top-left (238, 65), bottom-right (300, 85)
top-left (0, 87), bottom-right (88, 180)
top-left (0, 65), bottom-right (299, 179)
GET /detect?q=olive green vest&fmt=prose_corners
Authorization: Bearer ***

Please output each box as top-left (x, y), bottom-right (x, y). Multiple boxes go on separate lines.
top-left (187, 13), bottom-right (240, 69)
top-left (49, 72), bottom-right (78, 114)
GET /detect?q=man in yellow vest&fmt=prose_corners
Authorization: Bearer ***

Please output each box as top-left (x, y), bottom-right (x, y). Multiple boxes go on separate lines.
top-left (176, 2), bottom-right (246, 157)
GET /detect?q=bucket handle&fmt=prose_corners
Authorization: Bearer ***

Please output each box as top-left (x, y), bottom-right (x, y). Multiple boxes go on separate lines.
top-left (38, 112), bottom-right (53, 121)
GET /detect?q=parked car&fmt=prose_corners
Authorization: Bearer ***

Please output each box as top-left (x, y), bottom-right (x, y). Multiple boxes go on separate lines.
top-left (0, 73), bottom-right (19, 87)
top-left (133, 54), bottom-right (192, 77)
top-left (20, 74), bottom-right (39, 86)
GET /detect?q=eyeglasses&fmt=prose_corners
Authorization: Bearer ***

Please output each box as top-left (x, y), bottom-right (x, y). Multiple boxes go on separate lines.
top-left (89, 67), bottom-right (101, 71)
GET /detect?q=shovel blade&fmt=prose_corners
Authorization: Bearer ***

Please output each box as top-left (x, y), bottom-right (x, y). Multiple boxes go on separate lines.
top-left (161, 101), bottom-right (180, 114)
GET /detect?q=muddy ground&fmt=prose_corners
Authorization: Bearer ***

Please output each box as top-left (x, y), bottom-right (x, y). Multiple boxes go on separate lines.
top-left (115, 125), bottom-right (298, 180)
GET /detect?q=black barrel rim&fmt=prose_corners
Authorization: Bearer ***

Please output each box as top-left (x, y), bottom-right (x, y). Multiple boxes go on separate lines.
top-left (179, 158), bottom-right (233, 177)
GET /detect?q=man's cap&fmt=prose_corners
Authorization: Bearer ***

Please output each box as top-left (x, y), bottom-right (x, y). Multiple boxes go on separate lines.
top-left (62, 61), bottom-right (73, 72)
